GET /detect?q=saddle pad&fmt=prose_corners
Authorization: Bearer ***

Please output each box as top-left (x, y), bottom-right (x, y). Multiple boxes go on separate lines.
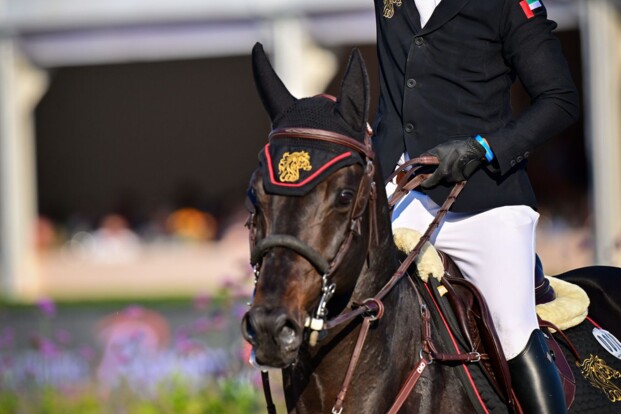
top-left (554, 317), bottom-right (621, 411)
top-left (536, 276), bottom-right (590, 331)
top-left (393, 228), bottom-right (447, 282)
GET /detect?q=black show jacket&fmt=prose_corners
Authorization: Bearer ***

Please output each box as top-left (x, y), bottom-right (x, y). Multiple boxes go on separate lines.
top-left (372, 0), bottom-right (579, 212)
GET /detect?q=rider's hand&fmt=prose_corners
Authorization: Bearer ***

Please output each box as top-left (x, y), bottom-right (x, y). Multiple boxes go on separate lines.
top-left (421, 138), bottom-right (487, 188)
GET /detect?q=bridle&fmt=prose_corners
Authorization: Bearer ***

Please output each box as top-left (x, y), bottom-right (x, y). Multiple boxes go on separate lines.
top-left (246, 126), bottom-right (477, 414)
top-left (247, 125), bottom-right (378, 344)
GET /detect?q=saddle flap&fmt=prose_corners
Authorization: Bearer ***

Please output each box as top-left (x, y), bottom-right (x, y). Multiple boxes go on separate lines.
top-left (539, 319), bottom-right (577, 409)
top-left (440, 275), bottom-right (516, 407)
top-left (436, 251), bottom-right (515, 406)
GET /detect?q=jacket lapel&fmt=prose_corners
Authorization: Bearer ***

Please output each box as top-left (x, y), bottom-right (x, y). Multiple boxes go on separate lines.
top-left (419, 0), bottom-right (471, 35)
top-left (402, 0), bottom-right (422, 32)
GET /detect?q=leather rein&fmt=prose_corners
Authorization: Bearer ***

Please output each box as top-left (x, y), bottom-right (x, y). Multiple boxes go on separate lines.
top-left (247, 127), bottom-right (472, 414)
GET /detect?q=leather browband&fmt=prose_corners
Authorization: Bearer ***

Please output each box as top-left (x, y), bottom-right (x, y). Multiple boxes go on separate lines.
top-left (269, 127), bottom-right (375, 161)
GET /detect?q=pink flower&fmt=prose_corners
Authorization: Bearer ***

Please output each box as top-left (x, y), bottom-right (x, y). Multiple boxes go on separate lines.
top-left (192, 318), bottom-right (211, 334)
top-left (55, 329), bottom-right (72, 346)
top-left (123, 305), bottom-right (145, 318)
top-left (36, 297), bottom-right (56, 317)
top-left (0, 328), bottom-right (14, 349)
top-left (193, 294), bottom-right (211, 311)
top-left (38, 337), bottom-right (58, 357)
top-left (79, 345), bottom-right (95, 361)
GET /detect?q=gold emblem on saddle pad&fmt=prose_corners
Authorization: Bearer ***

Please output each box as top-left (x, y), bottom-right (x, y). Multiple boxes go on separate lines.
top-left (278, 151), bottom-right (312, 183)
top-left (383, 0), bottom-right (402, 18)
top-left (577, 354), bottom-right (621, 402)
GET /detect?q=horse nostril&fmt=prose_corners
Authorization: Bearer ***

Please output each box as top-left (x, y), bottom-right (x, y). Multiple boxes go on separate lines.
top-left (241, 313), bottom-right (257, 345)
top-left (277, 318), bottom-right (302, 351)
top-left (243, 308), bottom-right (301, 354)
top-left (279, 325), bottom-right (297, 346)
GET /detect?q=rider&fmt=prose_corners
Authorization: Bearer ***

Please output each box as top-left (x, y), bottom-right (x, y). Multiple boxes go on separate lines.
top-left (372, 0), bottom-right (579, 412)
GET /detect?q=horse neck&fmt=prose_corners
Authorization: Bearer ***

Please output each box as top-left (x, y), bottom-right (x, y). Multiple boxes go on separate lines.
top-left (352, 167), bottom-right (401, 298)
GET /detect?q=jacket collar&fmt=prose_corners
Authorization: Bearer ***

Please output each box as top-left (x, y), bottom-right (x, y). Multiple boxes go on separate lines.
top-left (404, 0), bottom-right (471, 35)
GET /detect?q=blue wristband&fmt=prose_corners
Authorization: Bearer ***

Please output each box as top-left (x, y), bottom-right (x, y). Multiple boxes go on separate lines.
top-left (475, 135), bottom-right (494, 162)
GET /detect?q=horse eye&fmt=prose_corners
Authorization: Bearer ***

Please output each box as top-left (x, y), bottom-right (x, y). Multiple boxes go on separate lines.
top-left (337, 189), bottom-right (355, 206)
top-left (245, 187), bottom-right (258, 213)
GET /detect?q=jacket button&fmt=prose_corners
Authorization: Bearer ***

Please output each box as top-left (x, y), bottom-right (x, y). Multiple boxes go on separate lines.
top-left (415, 37), bottom-right (424, 46)
top-left (405, 123), bottom-right (415, 133)
top-left (524, 151), bottom-right (530, 158)
top-left (516, 155), bottom-right (524, 163)
top-left (510, 160), bottom-right (516, 167)
top-left (406, 78), bottom-right (417, 88)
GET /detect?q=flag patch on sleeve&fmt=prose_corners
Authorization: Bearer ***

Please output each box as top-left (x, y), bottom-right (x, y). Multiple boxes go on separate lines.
top-left (519, 0), bottom-right (542, 19)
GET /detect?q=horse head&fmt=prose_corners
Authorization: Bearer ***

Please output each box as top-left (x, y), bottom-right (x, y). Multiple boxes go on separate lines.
top-left (241, 43), bottom-right (390, 368)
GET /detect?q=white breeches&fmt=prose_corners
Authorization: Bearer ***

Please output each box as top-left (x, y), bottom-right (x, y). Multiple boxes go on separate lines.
top-left (390, 189), bottom-right (540, 360)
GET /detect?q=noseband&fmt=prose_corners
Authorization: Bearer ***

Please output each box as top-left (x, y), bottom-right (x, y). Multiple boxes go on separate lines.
top-left (248, 125), bottom-right (377, 342)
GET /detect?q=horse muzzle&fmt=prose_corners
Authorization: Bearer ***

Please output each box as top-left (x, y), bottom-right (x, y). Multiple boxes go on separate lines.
top-left (241, 306), bottom-right (304, 368)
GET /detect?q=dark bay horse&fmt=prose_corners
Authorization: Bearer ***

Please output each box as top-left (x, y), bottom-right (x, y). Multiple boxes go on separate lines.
top-left (241, 43), bottom-right (621, 413)
top-left (242, 43), bottom-right (473, 413)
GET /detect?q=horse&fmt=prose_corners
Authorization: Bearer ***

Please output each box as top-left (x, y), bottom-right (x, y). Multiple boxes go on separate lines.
top-left (241, 43), bottom-right (621, 413)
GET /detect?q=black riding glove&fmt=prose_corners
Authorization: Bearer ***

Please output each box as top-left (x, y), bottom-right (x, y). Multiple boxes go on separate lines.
top-left (421, 138), bottom-right (487, 188)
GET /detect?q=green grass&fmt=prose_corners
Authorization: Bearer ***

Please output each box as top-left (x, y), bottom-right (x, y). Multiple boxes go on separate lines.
top-left (0, 378), bottom-right (266, 414)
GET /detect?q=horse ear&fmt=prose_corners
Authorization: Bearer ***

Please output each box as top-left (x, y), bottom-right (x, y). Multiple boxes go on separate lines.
top-left (336, 49), bottom-right (370, 137)
top-left (252, 42), bottom-right (296, 122)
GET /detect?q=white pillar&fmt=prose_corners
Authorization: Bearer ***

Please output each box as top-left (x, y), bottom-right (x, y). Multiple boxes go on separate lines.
top-left (0, 37), bottom-right (47, 300)
top-left (269, 16), bottom-right (338, 98)
top-left (579, 0), bottom-right (621, 266)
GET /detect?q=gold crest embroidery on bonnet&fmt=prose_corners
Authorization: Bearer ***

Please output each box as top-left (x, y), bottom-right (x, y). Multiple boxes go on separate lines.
top-left (278, 151), bottom-right (312, 183)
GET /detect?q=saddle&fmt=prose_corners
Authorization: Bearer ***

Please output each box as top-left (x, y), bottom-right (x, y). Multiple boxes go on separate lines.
top-left (437, 253), bottom-right (577, 412)
top-left (394, 228), bottom-right (580, 413)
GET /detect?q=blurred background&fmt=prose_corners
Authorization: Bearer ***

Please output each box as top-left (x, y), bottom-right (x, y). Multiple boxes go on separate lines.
top-left (0, 0), bottom-right (620, 412)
